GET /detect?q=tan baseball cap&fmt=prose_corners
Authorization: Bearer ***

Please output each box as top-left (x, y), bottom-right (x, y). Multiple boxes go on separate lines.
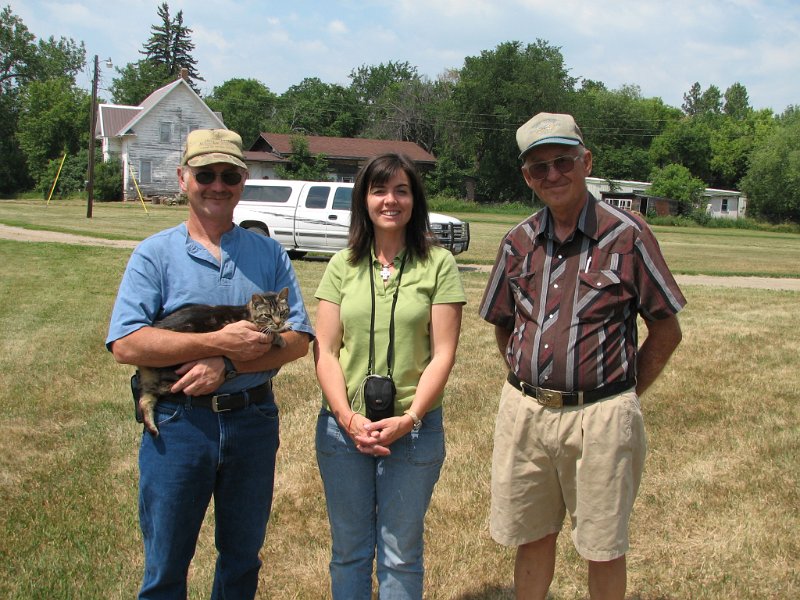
top-left (181, 129), bottom-right (247, 169)
top-left (516, 112), bottom-right (584, 159)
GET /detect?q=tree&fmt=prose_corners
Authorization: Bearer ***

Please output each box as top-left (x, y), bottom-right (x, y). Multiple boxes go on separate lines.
top-left (109, 59), bottom-right (171, 105)
top-left (723, 82), bottom-right (750, 119)
top-left (649, 118), bottom-right (713, 184)
top-left (111, 2), bottom-right (202, 104)
top-left (1, 5), bottom-right (85, 192)
top-left (681, 82), bottom-right (703, 116)
top-left (205, 78), bottom-right (278, 147)
top-left (452, 40), bottom-right (577, 201)
top-left (741, 112), bottom-right (800, 222)
top-left (16, 77), bottom-right (89, 186)
top-left (573, 83), bottom-right (680, 181)
top-left (274, 135), bottom-right (330, 181)
top-left (709, 108), bottom-right (776, 189)
top-left (141, 2), bottom-right (202, 88)
top-left (648, 163), bottom-right (705, 212)
top-left (273, 77), bottom-right (362, 137)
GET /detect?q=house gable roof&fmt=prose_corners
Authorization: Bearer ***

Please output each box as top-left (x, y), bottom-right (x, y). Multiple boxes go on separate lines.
top-left (96, 77), bottom-right (224, 138)
top-left (250, 132), bottom-right (436, 164)
top-left (97, 104), bottom-right (142, 137)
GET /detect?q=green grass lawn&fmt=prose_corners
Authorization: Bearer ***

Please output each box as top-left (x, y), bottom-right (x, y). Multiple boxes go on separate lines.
top-left (3, 198), bottom-right (800, 277)
top-left (1, 200), bottom-right (799, 598)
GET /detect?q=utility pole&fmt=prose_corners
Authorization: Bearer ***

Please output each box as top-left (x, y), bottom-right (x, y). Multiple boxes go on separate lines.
top-left (86, 55), bottom-right (112, 218)
top-left (86, 55), bottom-right (99, 218)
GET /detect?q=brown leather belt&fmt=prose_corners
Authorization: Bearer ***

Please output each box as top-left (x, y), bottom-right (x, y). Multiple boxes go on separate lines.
top-left (507, 372), bottom-right (634, 408)
top-left (159, 380), bottom-right (272, 413)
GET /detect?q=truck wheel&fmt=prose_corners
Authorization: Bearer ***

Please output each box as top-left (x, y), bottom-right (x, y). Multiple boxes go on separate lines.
top-left (246, 225), bottom-right (269, 237)
top-left (287, 250), bottom-right (307, 260)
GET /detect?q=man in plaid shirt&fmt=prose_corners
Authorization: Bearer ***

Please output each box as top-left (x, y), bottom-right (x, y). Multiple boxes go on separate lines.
top-left (480, 112), bottom-right (685, 600)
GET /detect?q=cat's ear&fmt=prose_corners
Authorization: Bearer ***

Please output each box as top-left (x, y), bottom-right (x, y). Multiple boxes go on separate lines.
top-left (278, 287), bottom-right (289, 300)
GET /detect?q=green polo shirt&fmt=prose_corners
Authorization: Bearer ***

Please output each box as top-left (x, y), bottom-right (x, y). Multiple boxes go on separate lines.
top-left (315, 245), bottom-right (466, 415)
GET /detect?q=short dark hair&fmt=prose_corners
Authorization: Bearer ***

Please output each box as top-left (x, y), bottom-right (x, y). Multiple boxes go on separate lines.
top-left (348, 153), bottom-right (432, 265)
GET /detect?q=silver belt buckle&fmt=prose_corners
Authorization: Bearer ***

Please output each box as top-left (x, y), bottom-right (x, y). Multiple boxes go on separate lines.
top-left (536, 388), bottom-right (564, 408)
top-left (211, 394), bottom-right (232, 413)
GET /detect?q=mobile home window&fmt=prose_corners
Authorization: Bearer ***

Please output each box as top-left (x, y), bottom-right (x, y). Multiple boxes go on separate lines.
top-left (721, 199), bottom-right (729, 212)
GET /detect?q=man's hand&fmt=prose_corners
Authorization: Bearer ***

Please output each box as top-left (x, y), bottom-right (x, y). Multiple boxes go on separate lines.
top-left (215, 320), bottom-right (274, 362)
top-left (170, 357), bottom-right (226, 396)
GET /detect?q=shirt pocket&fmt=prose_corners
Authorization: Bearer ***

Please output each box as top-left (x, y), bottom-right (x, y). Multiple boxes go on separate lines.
top-left (576, 262), bottom-right (635, 323)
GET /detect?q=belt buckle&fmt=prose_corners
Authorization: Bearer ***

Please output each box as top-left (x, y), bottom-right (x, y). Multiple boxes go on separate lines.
top-left (211, 394), bottom-right (232, 413)
top-left (536, 388), bottom-right (563, 408)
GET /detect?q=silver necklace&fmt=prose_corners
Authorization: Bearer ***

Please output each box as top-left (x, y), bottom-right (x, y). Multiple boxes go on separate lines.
top-left (379, 261), bottom-right (393, 282)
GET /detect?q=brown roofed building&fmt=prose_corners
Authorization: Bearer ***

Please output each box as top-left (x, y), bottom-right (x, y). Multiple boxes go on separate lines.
top-left (245, 133), bottom-right (437, 182)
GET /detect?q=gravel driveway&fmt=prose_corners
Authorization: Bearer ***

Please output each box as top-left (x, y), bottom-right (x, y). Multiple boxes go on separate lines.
top-left (2, 224), bottom-right (799, 291)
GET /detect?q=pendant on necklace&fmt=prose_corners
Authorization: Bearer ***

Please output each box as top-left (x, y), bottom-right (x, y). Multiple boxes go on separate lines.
top-left (380, 262), bottom-right (393, 282)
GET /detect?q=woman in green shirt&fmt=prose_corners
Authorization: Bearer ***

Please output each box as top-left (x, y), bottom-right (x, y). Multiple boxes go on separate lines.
top-left (314, 153), bottom-right (466, 599)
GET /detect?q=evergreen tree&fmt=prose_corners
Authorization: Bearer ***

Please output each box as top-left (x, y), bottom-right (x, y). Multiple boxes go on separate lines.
top-left (139, 2), bottom-right (202, 90)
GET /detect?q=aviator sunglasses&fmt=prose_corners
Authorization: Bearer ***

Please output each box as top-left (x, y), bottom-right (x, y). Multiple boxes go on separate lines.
top-left (192, 170), bottom-right (244, 186)
top-left (525, 155), bottom-right (581, 180)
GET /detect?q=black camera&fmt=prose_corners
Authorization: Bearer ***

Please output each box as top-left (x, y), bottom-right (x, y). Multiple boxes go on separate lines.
top-left (363, 375), bottom-right (395, 421)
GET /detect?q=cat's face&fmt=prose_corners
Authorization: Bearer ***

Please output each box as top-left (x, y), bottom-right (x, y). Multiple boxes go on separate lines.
top-left (249, 287), bottom-right (290, 330)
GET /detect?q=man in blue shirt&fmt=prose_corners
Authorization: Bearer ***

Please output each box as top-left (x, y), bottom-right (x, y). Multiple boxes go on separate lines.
top-left (106, 129), bottom-right (314, 599)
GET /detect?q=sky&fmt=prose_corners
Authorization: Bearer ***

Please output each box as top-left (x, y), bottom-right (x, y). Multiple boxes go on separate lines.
top-left (9, 0), bottom-right (800, 114)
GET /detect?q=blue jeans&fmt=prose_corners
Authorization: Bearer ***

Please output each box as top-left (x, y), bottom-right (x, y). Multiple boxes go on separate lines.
top-left (137, 396), bottom-right (280, 600)
top-left (315, 407), bottom-right (445, 600)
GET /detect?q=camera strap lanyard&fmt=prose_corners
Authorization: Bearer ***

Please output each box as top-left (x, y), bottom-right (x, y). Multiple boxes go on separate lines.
top-left (368, 252), bottom-right (408, 378)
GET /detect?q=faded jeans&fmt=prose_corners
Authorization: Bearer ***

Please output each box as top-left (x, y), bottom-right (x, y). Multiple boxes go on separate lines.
top-left (315, 407), bottom-right (445, 600)
top-left (137, 396), bottom-right (280, 600)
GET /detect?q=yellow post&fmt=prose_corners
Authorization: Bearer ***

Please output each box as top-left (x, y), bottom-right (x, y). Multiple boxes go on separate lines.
top-left (46, 153), bottom-right (68, 207)
top-left (128, 163), bottom-right (149, 214)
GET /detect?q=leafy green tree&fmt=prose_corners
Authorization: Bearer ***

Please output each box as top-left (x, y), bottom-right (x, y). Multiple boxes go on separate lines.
top-left (205, 78), bottom-right (278, 147)
top-left (452, 40), bottom-right (577, 202)
top-left (0, 5), bottom-right (85, 192)
top-left (38, 147), bottom-right (89, 197)
top-left (93, 157), bottom-right (123, 201)
top-left (648, 163), bottom-right (705, 212)
top-left (573, 83), bottom-right (680, 181)
top-left (273, 77), bottom-right (362, 137)
top-left (709, 108), bottom-right (776, 189)
top-left (741, 112), bottom-right (800, 222)
top-left (723, 82), bottom-right (750, 119)
top-left (649, 118), bottom-right (713, 183)
top-left (16, 77), bottom-right (89, 187)
top-left (274, 135), bottom-right (330, 181)
top-left (109, 60), bottom-right (171, 105)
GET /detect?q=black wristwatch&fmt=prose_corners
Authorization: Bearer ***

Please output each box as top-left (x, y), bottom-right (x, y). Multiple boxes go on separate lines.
top-left (222, 356), bottom-right (238, 380)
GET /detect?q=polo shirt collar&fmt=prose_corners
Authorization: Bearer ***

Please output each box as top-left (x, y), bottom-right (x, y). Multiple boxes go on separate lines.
top-left (536, 193), bottom-right (600, 242)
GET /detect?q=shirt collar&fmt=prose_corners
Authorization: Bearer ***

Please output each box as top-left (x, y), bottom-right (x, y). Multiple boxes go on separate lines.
top-left (535, 193), bottom-right (600, 242)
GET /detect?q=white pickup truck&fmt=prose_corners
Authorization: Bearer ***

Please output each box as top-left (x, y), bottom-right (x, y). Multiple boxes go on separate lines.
top-left (233, 179), bottom-right (470, 258)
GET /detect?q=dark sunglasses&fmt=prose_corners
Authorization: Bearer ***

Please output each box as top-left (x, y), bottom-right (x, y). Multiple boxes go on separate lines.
top-left (525, 155), bottom-right (581, 180)
top-left (192, 170), bottom-right (244, 186)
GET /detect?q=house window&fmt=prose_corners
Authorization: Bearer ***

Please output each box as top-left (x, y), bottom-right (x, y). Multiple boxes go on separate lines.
top-left (721, 199), bottom-right (729, 212)
top-left (139, 160), bottom-right (152, 184)
top-left (340, 176), bottom-right (355, 183)
top-left (160, 122), bottom-right (172, 143)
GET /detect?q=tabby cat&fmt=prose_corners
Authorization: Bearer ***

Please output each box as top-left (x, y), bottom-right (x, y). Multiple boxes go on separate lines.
top-left (136, 287), bottom-right (291, 435)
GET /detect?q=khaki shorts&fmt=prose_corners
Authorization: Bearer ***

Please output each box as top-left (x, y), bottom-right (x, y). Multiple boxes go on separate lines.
top-left (490, 380), bottom-right (646, 561)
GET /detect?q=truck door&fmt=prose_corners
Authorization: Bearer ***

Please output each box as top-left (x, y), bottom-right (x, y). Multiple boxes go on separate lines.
top-left (294, 185), bottom-right (333, 251)
top-left (325, 185), bottom-right (353, 249)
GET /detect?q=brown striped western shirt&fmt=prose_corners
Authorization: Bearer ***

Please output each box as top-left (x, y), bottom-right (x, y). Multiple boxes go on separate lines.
top-left (479, 194), bottom-right (686, 392)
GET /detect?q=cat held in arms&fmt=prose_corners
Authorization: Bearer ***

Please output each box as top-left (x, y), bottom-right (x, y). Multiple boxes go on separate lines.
top-left (134, 288), bottom-right (291, 435)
